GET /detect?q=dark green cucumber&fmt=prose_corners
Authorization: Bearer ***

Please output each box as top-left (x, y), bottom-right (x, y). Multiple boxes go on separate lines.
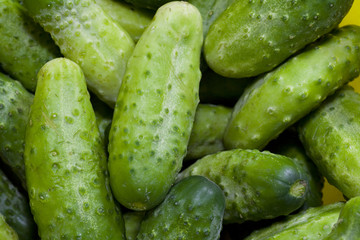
top-left (24, 58), bottom-right (125, 239)
top-left (177, 149), bottom-right (307, 223)
top-left (204, 0), bottom-right (353, 78)
top-left (0, 72), bottom-right (33, 189)
top-left (298, 86), bottom-right (360, 199)
top-left (324, 197), bottom-right (360, 239)
top-left (108, 2), bottom-right (203, 210)
top-left (24, 0), bottom-right (135, 107)
top-left (185, 104), bottom-right (231, 161)
top-left (95, 0), bottom-right (153, 42)
top-left (245, 202), bottom-right (344, 240)
top-left (0, 0), bottom-right (60, 92)
top-left (0, 168), bottom-right (37, 240)
top-left (123, 211), bottom-right (145, 240)
top-left (124, 0), bottom-right (172, 10)
top-left (266, 130), bottom-right (323, 210)
top-left (0, 213), bottom-right (18, 240)
top-left (137, 176), bottom-right (225, 240)
top-left (224, 25), bottom-right (360, 150)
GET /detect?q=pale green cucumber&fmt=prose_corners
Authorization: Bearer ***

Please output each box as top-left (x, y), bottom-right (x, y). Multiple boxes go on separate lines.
top-left (108, 1), bottom-right (203, 210)
top-left (24, 58), bottom-right (125, 239)
top-left (23, 0), bottom-right (135, 107)
top-left (224, 25), bottom-right (360, 150)
top-left (0, 214), bottom-right (18, 240)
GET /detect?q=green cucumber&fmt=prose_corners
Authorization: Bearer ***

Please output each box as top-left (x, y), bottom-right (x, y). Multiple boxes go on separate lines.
top-left (324, 197), bottom-right (360, 239)
top-left (95, 0), bottom-right (153, 42)
top-left (124, 0), bottom-right (172, 10)
top-left (177, 149), bottom-right (307, 223)
top-left (123, 211), bottom-right (145, 240)
top-left (0, 0), bottom-right (60, 92)
top-left (298, 86), bottom-right (360, 199)
top-left (204, 0), bottom-right (353, 78)
top-left (24, 58), bottom-right (125, 239)
top-left (0, 168), bottom-right (37, 240)
top-left (108, 1), bottom-right (203, 210)
top-left (185, 104), bottom-right (231, 161)
top-left (137, 176), bottom-right (225, 240)
top-left (224, 25), bottom-right (360, 150)
top-left (245, 202), bottom-right (344, 240)
top-left (0, 72), bottom-right (33, 189)
top-left (0, 213), bottom-right (18, 240)
top-left (23, 0), bottom-right (135, 107)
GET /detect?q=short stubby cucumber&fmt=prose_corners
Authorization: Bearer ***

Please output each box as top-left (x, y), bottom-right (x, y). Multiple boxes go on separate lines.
top-left (124, 0), bottom-right (172, 10)
top-left (204, 0), bottom-right (353, 78)
top-left (0, 214), bottom-right (18, 240)
top-left (324, 196), bottom-right (360, 239)
top-left (298, 86), bottom-right (360, 199)
top-left (108, 1), bottom-right (203, 210)
top-left (23, 0), bottom-right (135, 107)
top-left (0, 169), bottom-right (37, 240)
top-left (177, 149), bottom-right (307, 223)
top-left (123, 211), bottom-right (145, 240)
top-left (95, 0), bottom-right (153, 42)
top-left (137, 176), bottom-right (225, 240)
top-left (224, 25), bottom-right (360, 150)
top-left (0, 0), bottom-right (60, 92)
top-left (245, 202), bottom-right (344, 240)
top-left (24, 58), bottom-right (125, 239)
top-left (0, 72), bottom-right (33, 189)
top-left (185, 104), bottom-right (232, 161)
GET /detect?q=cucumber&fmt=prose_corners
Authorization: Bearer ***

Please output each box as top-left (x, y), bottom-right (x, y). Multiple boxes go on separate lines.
top-left (185, 104), bottom-right (231, 161)
top-left (0, 72), bottom-right (33, 189)
top-left (0, 0), bottom-right (60, 92)
top-left (224, 25), bottom-right (360, 150)
top-left (123, 211), bottom-right (145, 240)
top-left (108, 1), bottom-right (203, 210)
top-left (298, 86), bottom-right (360, 199)
top-left (324, 196), bottom-right (360, 239)
top-left (23, 0), bottom-right (135, 107)
top-left (24, 58), bottom-right (125, 239)
top-left (0, 168), bottom-right (37, 240)
top-left (0, 213), bottom-right (18, 240)
top-left (204, 0), bottom-right (353, 78)
top-left (177, 149), bottom-right (307, 223)
top-left (137, 176), bottom-right (225, 240)
top-left (124, 0), bottom-right (172, 10)
top-left (245, 202), bottom-right (344, 240)
top-left (95, 0), bottom-right (153, 42)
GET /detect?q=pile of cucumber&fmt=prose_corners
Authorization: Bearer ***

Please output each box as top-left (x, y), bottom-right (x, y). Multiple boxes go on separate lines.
top-left (0, 0), bottom-right (359, 239)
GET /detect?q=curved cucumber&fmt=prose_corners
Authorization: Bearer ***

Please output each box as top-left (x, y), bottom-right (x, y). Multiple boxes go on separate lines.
top-left (95, 0), bottom-right (153, 42)
top-left (23, 0), bottom-right (135, 107)
top-left (324, 196), bottom-right (360, 239)
top-left (123, 211), bottom-right (145, 240)
top-left (0, 72), bottom-right (33, 189)
top-left (185, 104), bottom-right (231, 161)
top-left (177, 149), bottom-right (307, 223)
top-left (108, 1), bottom-right (203, 210)
top-left (245, 202), bottom-right (344, 240)
top-left (24, 58), bottom-right (125, 239)
top-left (298, 86), bottom-right (360, 198)
top-left (137, 176), bottom-right (225, 240)
top-left (0, 214), bottom-right (18, 240)
top-left (0, 0), bottom-right (60, 92)
top-left (224, 25), bottom-right (360, 150)
top-left (204, 0), bottom-right (353, 78)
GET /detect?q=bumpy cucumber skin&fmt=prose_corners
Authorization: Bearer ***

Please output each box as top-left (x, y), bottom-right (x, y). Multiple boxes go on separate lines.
top-left (23, 0), bottom-right (135, 107)
top-left (0, 169), bottom-right (37, 240)
top-left (95, 0), bottom-right (153, 42)
top-left (224, 25), bottom-right (360, 150)
top-left (108, 2), bottom-right (203, 210)
top-left (177, 149), bottom-right (307, 223)
top-left (123, 211), bottom-right (145, 240)
top-left (204, 0), bottom-right (353, 78)
top-left (245, 202), bottom-right (344, 240)
top-left (185, 104), bottom-right (231, 161)
top-left (0, 214), bottom-right (18, 240)
top-left (298, 86), bottom-right (360, 199)
top-left (137, 176), bottom-right (225, 240)
top-left (266, 130), bottom-right (323, 210)
top-left (324, 197), bottom-right (360, 239)
top-left (0, 72), bottom-right (33, 189)
top-left (24, 58), bottom-right (125, 239)
top-left (0, 0), bottom-right (60, 92)
top-left (124, 0), bottom-right (172, 10)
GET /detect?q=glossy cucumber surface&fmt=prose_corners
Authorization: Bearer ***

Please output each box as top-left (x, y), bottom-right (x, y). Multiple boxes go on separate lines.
top-left (0, 213), bottom-right (18, 240)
